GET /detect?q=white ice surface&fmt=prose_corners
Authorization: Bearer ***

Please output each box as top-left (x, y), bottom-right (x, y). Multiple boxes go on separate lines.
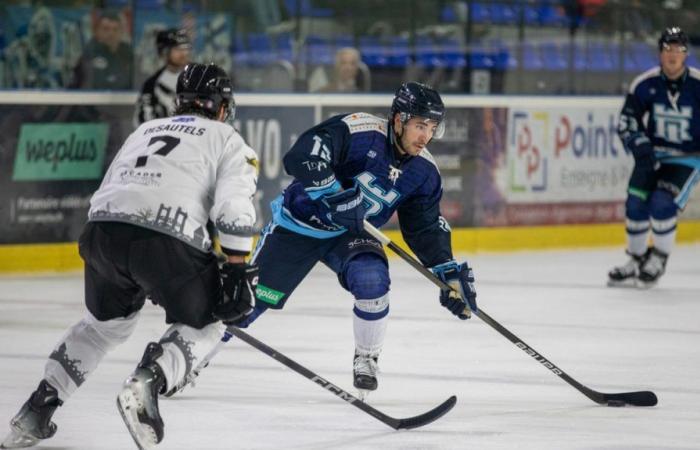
top-left (1, 245), bottom-right (699, 450)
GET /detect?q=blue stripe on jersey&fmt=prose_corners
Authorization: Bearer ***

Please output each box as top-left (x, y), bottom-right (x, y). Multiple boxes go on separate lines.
top-left (270, 195), bottom-right (345, 239)
top-left (305, 180), bottom-right (341, 200)
top-left (656, 155), bottom-right (700, 207)
top-left (353, 305), bottom-right (390, 321)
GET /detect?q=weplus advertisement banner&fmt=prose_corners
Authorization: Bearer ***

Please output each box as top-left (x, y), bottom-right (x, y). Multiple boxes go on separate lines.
top-left (503, 105), bottom-right (633, 224)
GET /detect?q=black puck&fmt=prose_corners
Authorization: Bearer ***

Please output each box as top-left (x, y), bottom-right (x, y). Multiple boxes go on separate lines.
top-left (607, 400), bottom-right (626, 407)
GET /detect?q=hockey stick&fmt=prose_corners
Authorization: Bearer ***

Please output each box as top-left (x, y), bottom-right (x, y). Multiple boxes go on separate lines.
top-left (362, 220), bottom-right (658, 408)
top-left (228, 327), bottom-right (457, 429)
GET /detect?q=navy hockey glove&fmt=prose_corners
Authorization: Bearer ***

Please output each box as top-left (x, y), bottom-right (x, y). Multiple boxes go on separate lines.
top-left (320, 184), bottom-right (367, 234)
top-left (213, 263), bottom-right (258, 326)
top-left (629, 139), bottom-right (658, 195)
top-left (431, 260), bottom-right (477, 320)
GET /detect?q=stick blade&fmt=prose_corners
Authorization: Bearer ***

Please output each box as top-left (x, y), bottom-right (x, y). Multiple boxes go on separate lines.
top-left (604, 391), bottom-right (658, 407)
top-left (395, 395), bottom-right (457, 430)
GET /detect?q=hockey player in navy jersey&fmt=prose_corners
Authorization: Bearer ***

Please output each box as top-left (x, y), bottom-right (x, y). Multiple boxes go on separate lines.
top-left (609, 27), bottom-right (700, 288)
top-left (228, 81), bottom-right (478, 397)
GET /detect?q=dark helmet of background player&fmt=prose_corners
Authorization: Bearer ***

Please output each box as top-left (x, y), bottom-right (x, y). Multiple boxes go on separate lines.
top-left (658, 27), bottom-right (689, 52)
top-left (390, 81), bottom-right (446, 139)
top-left (156, 28), bottom-right (191, 57)
top-left (175, 63), bottom-right (235, 121)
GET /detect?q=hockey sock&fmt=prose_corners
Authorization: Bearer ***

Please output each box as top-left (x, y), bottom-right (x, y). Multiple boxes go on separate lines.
top-left (44, 311), bottom-right (140, 401)
top-left (353, 294), bottom-right (389, 355)
top-left (626, 228), bottom-right (649, 256)
top-left (651, 217), bottom-right (677, 255)
top-left (154, 321), bottom-right (225, 393)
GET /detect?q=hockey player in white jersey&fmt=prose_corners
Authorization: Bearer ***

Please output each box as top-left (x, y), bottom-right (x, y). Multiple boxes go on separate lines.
top-left (1, 63), bottom-right (259, 450)
top-left (133, 28), bottom-right (191, 127)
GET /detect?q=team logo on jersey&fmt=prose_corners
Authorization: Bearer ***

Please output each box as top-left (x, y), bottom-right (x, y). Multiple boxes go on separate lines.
top-left (388, 165), bottom-right (402, 184)
top-left (172, 117), bottom-right (195, 122)
top-left (653, 103), bottom-right (692, 144)
top-left (356, 172), bottom-right (400, 216)
top-left (438, 216), bottom-right (451, 232)
top-left (246, 156), bottom-right (259, 172)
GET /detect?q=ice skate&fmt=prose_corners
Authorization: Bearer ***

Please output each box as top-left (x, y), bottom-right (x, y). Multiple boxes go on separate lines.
top-left (353, 352), bottom-right (379, 401)
top-left (117, 343), bottom-right (166, 450)
top-left (1, 380), bottom-right (62, 449)
top-left (637, 247), bottom-right (668, 288)
top-left (607, 251), bottom-right (645, 287)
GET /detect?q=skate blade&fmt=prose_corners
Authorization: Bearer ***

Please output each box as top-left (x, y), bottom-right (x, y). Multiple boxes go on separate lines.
top-left (607, 278), bottom-right (638, 288)
top-left (356, 389), bottom-right (371, 402)
top-left (635, 279), bottom-right (657, 289)
top-left (117, 389), bottom-right (157, 450)
top-left (0, 426), bottom-right (39, 449)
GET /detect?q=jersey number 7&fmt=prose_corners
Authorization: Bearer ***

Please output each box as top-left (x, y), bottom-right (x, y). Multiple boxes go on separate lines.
top-left (135, 135), bottom-right (181, 167)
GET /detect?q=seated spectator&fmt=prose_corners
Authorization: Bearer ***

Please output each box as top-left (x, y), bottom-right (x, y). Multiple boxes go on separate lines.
top-left (71, 11), bottom-right (133, 90)
top-left (309, 47), bottom-right (364, 93)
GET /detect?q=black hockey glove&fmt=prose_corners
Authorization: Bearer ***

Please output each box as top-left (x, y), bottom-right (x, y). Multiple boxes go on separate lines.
top-left (628, 140), bottom-right (658, 195)
top-left (320, 184), bottom-right (367, 235)
top-left (431, 260), bottom-right (477, 320)
top-left (213, 263), bottom-right (258, 326)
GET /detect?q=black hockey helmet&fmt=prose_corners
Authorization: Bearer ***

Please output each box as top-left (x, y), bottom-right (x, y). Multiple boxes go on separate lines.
top-left (390, 81), bottom-right (445, 138)
top-left (175, 63), bottom-right (235, 121)
top-left (658, 27), bottom-right (688, 52)
top-left (156, 28), bottom-right (191, 56)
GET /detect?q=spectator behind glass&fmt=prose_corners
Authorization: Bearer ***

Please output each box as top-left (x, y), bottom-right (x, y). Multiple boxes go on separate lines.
top-left (310, 47), bottom-right (363, 93)
top-left (71, 11), bottom-right (133, 90)
top-left (3, 6), bottom-right (61, 88)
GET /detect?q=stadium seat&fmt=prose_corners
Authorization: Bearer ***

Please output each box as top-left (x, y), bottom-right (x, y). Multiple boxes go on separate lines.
top-left (522, 42), bottom-right (544, 70)
top-left (359, 36), bottom-right (388, 67)
top-left (587, 42), bottom-right (615, 72)
top-left (436, 38), bottom-right (466, 69)
top-left (388, 36), bottom-right (410, 68)
top-left (247, 33), bottom-right (275, 66)
top-left (539, 41), bottom-right (568, 71)
top-left (335, 34), bottom-right (354, 49)
top-left (304, 35), bottom-right (334, 65)
top-left (470, 2), bottom-right (492, 24)
top-left (415, 35), bottom-right (439, 68)
top-left (283, 0), bottom-right (333, 18)
top-left (275, 32), bottom-right (294, 62)
top-left (491, 2), bottom-right (519, 25)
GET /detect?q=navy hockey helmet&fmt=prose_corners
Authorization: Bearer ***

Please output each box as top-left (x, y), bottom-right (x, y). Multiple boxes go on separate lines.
top-left (390, 82), bottom-right (445, 138)
top-left (658, 27), bottom-right (688, 52)
top-left (175, 63), bottom-right (235, 121)
top-left (156, 28), bottom-right (191, 56)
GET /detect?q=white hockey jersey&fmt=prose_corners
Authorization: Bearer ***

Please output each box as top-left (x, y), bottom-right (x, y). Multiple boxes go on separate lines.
top-left (89, 114), bottom-right (258, 254)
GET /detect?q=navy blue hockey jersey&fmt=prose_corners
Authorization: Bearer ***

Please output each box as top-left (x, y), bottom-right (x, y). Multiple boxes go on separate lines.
top-left (619, 66), bottom-right (700, 156)
top-left (270, 112), bottom-right (452, 267)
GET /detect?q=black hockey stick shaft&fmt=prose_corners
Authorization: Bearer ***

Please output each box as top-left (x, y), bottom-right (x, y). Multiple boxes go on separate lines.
top-left (228, 327), bottom-right (457, 429)
top-left (362, 220), bottom-right (657, 407)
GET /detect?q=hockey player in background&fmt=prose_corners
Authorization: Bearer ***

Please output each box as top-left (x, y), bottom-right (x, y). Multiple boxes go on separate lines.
top-left (133, 28), bottom-right (191, 127)
top-left (609, 27), bottom-right (700, 288)
top-left (1, 63), bottom-right (259, 449)
top-left (226, 82), bottom-right (477, 398)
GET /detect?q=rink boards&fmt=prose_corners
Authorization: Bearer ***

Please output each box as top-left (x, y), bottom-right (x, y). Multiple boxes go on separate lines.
top-left (0, 92), bottom-right (699, 272)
